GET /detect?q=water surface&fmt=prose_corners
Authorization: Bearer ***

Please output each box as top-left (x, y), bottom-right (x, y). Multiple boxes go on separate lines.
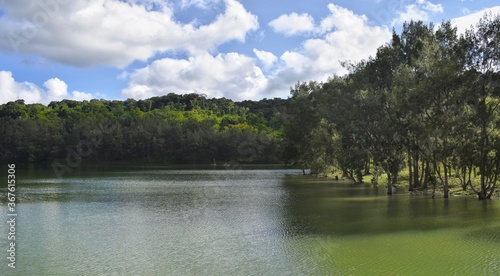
top-left (1, 166), bottom-right (499, 275)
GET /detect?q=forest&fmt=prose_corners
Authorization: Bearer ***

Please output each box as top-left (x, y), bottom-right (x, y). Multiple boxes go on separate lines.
top-left (1, 14), bottom-right (499, 200)
top-left (0, 94), bottom-right (286, 166)
top-left (283, 14), bottom-right (500, 199)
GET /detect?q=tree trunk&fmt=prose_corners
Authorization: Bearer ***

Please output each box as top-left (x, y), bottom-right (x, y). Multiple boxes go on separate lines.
top-left (479, 97), bottom-right (487, 199)
top-left (422, 159), bottom-right (429, 189)
top-left (413, 152), bottom-right (420, 189)
top-left (408, 151), bottom-right (413, 191)
top-left (387, 175), bottom-right (393, 195)
top-left (364, 161), bottom-right (370, 175)
top-left (443, 161), bottom-right (449, 199)
top-left (372, 165), bottom-right (380, 187)
top-left (345, 169), bottom-right (356, 183)
top-left (387, 170), bottom-right (397, 195)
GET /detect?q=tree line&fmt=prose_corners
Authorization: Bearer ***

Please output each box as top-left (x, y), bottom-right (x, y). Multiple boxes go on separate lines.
top-left (0, 94), bottom-right (286, 166)
top-left (282, 14), bottom-right (500, 199)
top-left (1, 15), bottom-right (499, 200)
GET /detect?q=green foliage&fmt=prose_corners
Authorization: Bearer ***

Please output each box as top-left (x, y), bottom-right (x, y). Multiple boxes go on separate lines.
top-left (281, 15), bottom-right (500, 199)
top-left (0, 95), bottom-right (286, 165)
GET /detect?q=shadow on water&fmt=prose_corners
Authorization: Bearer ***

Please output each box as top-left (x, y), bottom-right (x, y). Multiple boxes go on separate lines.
top-left (280, 175), bottom-right (499, 237)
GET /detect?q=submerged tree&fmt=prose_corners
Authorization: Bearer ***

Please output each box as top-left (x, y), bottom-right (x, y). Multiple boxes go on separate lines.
top-left (462, 13), bottom-right (500, 199)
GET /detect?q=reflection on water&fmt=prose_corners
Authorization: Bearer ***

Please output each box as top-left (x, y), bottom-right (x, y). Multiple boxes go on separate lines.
top-left (281, 176), bottom-right (500, 275)
top-left (0, 167), bottom-right (499, 275)
top-left (281, 176), bottom-right (498, 236)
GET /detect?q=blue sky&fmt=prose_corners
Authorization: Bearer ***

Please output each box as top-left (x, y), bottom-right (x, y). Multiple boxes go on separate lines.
top-left (0, 0), bottom-right (499, 104)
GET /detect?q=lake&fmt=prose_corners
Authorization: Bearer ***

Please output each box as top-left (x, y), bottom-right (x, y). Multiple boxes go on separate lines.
top-left (1, 166), bottom-right (499, 275)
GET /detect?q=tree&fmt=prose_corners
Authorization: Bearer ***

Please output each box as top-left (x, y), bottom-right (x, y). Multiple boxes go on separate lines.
top-left (463, 13), bottom-right (500, 199)
top-left (282, 81), bottom-right (325, 175)
top-left (411, 22), bottom-right (466, 198)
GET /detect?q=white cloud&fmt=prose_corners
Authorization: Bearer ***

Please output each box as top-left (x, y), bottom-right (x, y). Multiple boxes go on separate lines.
top-left (122, 52), bottom-right (268, 100)
top-left (452, 6), bottom-right (500, 34)
top-left (0, 0), bottom-right (258, 67)
top-left (186, 0), bottom-right (258, 54)
top-left (253, 49), bottom-right (277, 68)
top-left (0, 71), bottom-right (96, 104)
top-left (269, 12), bottom-right (315, 36)
top-left (392, 0), bottom-right (443, 26)
top-left (0, 2), bottom-right (394, 102)
top-left (269, 4), bottom-right (387, 38)
top-left (122, 4), bottom-right (392, 100)
top-left (0, 71), bottom-right (42, 104)
top-left (180, 0), bottom-right (222, 9)
top-left (280, 51), bottom-right (310, 72)
top-left (392, 4), bottom-right (429, 25)
top-left (265, 4), bottom-right (391, 95)
top-left (44, 78), bottom-right (68, 99)
top-left (0, 71), bottom-right (22, 103)
top-left (319, 4), bottom-right (371, 34)
top-left (423, 2), bottom-right (444, 13)
top-left (72, 91), bottom-right (94, 101)
top-left (124, 0), bottom-right (171, 11)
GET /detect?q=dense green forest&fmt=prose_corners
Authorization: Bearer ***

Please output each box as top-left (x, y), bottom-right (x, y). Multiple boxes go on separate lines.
top-left (1, 14), bottom-right (499, 199)
top-left (0, 94), bottom-right (286, 166)
top-left (283, 14), bottom-right (500, 199)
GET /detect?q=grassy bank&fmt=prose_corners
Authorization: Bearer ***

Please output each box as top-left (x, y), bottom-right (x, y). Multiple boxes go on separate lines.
top-left (356, 169), bottom-right (500, 199)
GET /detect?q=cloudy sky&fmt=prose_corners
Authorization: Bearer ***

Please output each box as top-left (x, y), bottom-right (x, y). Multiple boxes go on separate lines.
top-left (0, 0), bottom-right (499, 104)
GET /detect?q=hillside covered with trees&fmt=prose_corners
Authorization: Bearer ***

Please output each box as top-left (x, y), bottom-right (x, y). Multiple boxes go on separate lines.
top-left (0, 94), bottom-right (286, 165)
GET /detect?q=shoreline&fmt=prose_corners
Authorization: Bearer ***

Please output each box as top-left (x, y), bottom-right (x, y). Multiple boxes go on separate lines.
top-left (314, 173), bottom-right (499, 199)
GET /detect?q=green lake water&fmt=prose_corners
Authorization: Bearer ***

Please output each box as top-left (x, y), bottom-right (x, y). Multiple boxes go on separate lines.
top-left (1, 166), bottom-right (499, 275)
